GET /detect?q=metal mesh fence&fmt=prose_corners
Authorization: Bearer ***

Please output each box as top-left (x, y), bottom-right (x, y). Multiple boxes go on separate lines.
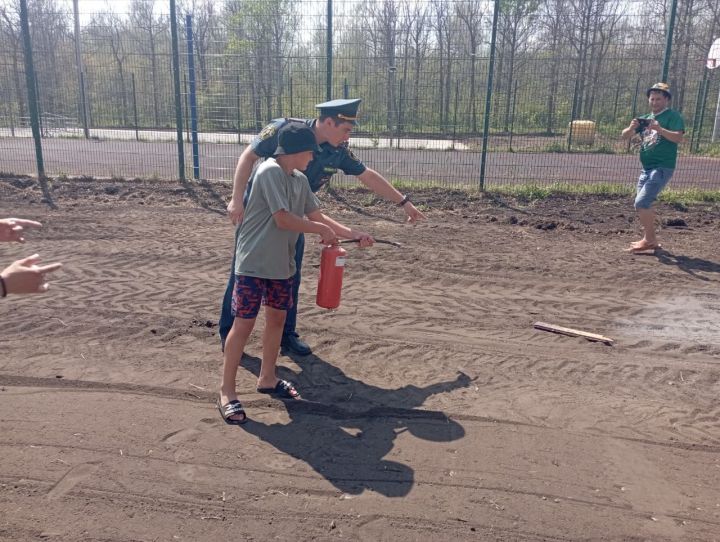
top-left (1, 0), bottom-right (719, 189)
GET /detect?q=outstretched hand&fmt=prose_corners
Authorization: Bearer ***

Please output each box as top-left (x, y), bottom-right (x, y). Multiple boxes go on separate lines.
top-left (403, 203), bottom-right (426, 224)
top-left (0, 218), bottom-right (43, 243)
top-left (1, 254), bottom-right (63, 295)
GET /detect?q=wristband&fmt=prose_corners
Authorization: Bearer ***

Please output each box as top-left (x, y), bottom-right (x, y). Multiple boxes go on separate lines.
top-left (0, 276), bottom-right (6, 298)
top-left (397, 195), bottom-right (410, 207)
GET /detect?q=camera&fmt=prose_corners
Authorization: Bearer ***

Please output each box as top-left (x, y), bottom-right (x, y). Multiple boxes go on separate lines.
top-left (635, 118), bottom-right (651, 132)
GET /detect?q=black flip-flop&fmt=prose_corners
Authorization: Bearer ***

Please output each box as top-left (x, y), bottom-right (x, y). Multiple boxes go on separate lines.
top-left (217, 398), bottom-right (247, 425)
top-left (256, 379), bottom-right (300, 399)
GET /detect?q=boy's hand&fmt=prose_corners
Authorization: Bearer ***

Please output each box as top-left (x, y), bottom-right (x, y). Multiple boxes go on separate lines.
top-left (351, 230), bottom-right (375, 248)
top-left (319, 225), bottom-right (338, 246)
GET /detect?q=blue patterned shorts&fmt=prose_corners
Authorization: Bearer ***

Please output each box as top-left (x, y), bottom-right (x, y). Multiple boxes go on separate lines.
top-left (232, 275), bottom-right (294, 319)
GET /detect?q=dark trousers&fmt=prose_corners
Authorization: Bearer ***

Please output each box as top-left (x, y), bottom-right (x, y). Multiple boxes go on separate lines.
top-left (219, 232), bottom-right (305, 345)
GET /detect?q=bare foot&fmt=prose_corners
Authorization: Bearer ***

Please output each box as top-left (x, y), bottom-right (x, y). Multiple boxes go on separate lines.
top-left (625, 240), bottom-right (660, 252)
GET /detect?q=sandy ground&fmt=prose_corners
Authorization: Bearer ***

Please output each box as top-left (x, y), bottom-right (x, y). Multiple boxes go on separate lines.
top-left (1, 176), bottom-right (719, 541)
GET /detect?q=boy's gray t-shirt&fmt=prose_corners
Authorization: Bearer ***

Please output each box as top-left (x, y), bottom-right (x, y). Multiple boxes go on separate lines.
top-left (235, 158), bottom-right (321, 279)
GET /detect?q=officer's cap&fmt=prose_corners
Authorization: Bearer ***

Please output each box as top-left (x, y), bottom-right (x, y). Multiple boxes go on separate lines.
top-left (315, 98), bottom-right (362, 124)
top-left (274, 123), bottom-right (320, 156)
top-left (647, 82), bottom-right (671, 99)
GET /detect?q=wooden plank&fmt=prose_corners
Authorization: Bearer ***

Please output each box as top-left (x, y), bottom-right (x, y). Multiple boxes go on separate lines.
top-left (533, 321), bottom-right (614, 345)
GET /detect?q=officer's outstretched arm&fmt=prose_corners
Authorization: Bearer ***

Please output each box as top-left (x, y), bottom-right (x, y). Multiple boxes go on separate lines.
top-left (357, 168), bottom-right (427, 224)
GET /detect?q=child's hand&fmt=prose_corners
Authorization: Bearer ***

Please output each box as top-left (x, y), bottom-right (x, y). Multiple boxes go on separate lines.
top-left (351, 230), bottom-right (375, 248)
top-left (319, 225), bottom-right (338, 246)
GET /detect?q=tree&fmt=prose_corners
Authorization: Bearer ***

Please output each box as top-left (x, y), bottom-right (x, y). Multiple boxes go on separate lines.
top-left (365, 0), bottom-right (400, 131)
top-left (456, 0), bottom-right (485, 133)
top-left (496, 0), bottom-right (539, 132)
top-left (86, 11), bottom-right (130, 125)
top-left (129, 0), bottom-right (167, 126)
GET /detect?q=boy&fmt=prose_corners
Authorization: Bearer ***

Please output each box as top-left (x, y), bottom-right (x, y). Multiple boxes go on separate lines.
top-left (217, 123), bottom-right (374, 424)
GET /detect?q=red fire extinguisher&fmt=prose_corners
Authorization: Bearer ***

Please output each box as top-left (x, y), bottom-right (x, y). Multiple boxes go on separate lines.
top-left (316, 244), bottom-right (348, 309)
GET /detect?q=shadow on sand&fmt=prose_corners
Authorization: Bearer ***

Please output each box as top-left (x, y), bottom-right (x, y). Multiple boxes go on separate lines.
top-left (636, 248), bottom-right (720, 281)
top-left (238, 351), bottom-right (472, 497)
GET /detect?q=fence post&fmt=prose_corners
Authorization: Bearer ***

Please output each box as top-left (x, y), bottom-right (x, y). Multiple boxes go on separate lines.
top-left (19, 0), bottom-right (44, 178)
top-left (712, 74), bottom-right (720, 143)
top-left (237, 74), bottom-right (242, 144)
top-left (72, 0), bottom-right (89, 138)
top-left (183, 73), bottom-right (190, 142)
top-left (451, 80), bottom-right (459, 150)
top-left (694, 74), bottom-right (711, 152)
top-left (169, 0), bottom-right (186, 181)
top-left (289, 76), bottom-right (294, 116)
top-left (185, 14), bottom-right (200, 180)
top-left (509, 79), bottom-right (518, 152)
top-left (326, 0), bottom-right (332, 100)
top-left (479, 0), bottom-right (500, 192)
top-left (661, 0), bottom-right (678, 82)
top-left (131, 73), bottom-right (139, 141)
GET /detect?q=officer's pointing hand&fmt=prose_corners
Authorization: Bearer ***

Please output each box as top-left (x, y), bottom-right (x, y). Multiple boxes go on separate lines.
top-left (403, 202), bottom-right (426, 224)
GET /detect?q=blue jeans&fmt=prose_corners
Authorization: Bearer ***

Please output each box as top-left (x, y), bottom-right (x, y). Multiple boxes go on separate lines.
top-left (635, 167), bottom-right (674, 209)
top-left (219, 232), bottom-right (304, 346)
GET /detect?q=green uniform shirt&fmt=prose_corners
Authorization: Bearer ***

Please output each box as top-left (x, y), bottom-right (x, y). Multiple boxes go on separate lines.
top-left (638, 108), bottom-right (685, 169)
top-left (235, 159), bottom-right (321, 280)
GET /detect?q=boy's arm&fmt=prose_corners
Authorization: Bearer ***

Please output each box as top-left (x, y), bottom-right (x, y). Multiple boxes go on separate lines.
top-left (227, 146), bottom-right (259, 225)
top-left (306, 210), bottom-right (375, 247)
top-left (273, 210), bottom-right (338, 245)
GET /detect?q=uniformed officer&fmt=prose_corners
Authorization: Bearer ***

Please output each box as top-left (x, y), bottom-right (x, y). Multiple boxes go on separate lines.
top-left (221, 98), bottom-right (427, 355)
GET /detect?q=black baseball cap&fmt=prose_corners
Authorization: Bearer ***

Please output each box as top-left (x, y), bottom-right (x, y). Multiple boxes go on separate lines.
top-left (274, 123), bottom-right (321, 156)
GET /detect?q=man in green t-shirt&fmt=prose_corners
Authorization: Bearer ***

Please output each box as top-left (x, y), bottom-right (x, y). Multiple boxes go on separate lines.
top-left (621, 82), bottom-right (685, 252)
top-left (217, 123), bottom-right (374, 424)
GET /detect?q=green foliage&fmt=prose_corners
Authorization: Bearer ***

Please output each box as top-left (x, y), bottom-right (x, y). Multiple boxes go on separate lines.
top-left (658, 188), bottom-right (720, 204)
top-left (490, 182), bottom-right (633, 201)
top-left (698, 143), bottom-right (720, 158)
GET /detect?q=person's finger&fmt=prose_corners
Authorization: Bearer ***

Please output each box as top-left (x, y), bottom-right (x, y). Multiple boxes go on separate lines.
top-left (17, 254), bottom-right (41, 266)
top-left (13, 219), bottom-right (42, 229)
top-left (38, 282), bottom-right (49, 293)
top-left (37, 262), bottom-right (63, 274)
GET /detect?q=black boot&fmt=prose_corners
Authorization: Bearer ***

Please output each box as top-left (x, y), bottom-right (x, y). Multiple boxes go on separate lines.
top-left (281, 332), bottom-right (312, 356)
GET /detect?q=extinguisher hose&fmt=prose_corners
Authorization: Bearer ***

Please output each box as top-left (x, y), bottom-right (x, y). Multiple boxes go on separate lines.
top-left (339, 238), bottom-right (402, 248)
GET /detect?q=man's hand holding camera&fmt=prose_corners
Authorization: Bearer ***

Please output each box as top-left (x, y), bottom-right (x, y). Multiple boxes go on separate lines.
top-left (633, 117), bottom-right (652, 133)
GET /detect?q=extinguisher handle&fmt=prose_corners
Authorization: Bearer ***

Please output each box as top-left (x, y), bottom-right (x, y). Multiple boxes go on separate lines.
top-left (339, 238), bottom-right (403, 248)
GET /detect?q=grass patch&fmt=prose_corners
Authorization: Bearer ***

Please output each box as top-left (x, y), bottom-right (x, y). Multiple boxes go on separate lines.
top-left (487, 183), bottom-right (720, 205)
top-left (489, 182), bottom-right (632, 201)
top-left (384, 178), bottom-right (720, 205)
top-left (658, 188), bottom-right (720, 204)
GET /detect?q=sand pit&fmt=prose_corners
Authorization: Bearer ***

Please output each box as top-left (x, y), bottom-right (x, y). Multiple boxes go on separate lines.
top-left (1, 176), bottom-right (719, 540)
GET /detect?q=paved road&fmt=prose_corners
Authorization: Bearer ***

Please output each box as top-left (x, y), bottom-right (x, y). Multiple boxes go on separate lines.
top-left (2, 136), bottom-right (719, 189)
